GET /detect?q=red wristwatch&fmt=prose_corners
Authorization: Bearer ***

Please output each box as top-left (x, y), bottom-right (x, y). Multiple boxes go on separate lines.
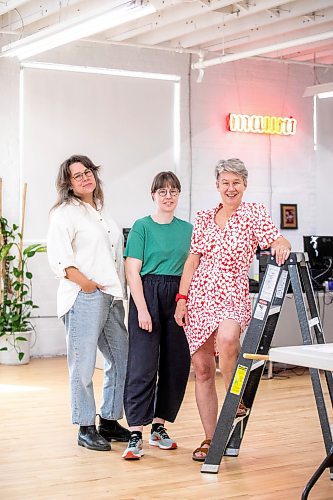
top-left (175, 293), bottom-right (188, 302)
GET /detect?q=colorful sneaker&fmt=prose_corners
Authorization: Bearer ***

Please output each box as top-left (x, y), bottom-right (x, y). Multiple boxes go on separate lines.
top-left (122, 433), bottom-right (144, 460)
top-left (149, 426), bottom-right (177, 450)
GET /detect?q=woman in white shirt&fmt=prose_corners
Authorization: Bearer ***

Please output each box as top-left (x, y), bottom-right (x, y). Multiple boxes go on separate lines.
top-left (47, 155), bottom-right (129, 452)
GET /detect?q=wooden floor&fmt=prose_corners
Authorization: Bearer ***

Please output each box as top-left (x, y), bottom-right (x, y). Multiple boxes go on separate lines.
top-left (1, 358), bottom-right (333, 500)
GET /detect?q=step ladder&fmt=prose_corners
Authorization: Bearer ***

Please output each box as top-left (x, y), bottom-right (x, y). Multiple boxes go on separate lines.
top-left (201, 252), bottom-right (333, 477)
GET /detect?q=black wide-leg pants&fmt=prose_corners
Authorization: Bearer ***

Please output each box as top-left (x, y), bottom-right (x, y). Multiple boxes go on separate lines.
top-left (124, 274), bottom-right (191, 427)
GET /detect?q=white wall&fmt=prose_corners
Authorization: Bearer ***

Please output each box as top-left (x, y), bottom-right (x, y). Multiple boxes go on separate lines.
top-left (0, 58), bottom-right (20, 222)
top-left (315, 96), bottom-right (333, 234)
top-left (22, 66), bottom-right (179, 239)
top-left (1, 41), bottom-right (333, 356)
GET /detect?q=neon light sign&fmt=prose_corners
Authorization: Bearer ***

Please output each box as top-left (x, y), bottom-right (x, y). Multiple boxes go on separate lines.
top-left (226, 113), bottom-right (297, 135)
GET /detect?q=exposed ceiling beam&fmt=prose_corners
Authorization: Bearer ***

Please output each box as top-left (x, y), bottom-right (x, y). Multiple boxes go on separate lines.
top-left (192, 29), bottom-right (333, 68)
top-left (180, 1), bottom-right (307, 49)
top-left (112, 10), bottom-right (226, 42)
top-left (225, 26), bottom-right (333, 60)
top-left (233, 2), bottom-right (252, 14)
top-left (103, 0), bottom-right (233, 42)
top-left (131, 0), bottom-right (293, 45)
top-left (202, 8), bottom-right (333, 52)
top-left (0, 0), bottom-right (128, 37)
top-left (178, 0), bottom-right (333, 49)
top-left (176, 0), bottom-right (332, 48)
top-left (0, 0), bottom-right (84, 32)
top-left (0, 1), bottom-right (30, 17)
top-left (149, 0), bottom-right (184, 8)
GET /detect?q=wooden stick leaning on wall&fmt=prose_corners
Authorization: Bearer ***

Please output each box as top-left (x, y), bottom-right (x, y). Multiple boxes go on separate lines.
top-left (17, 183), bottom-right (28, 295)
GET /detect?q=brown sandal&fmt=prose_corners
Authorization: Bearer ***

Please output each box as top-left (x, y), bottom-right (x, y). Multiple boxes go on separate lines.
top-left (236, 401), bottom-right (249, 418)
top-left (192, 439), bottom-right (212, 462)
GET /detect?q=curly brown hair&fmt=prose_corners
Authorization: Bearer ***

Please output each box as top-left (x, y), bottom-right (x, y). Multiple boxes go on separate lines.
top-left (52, 155), bottom-right (104, 210)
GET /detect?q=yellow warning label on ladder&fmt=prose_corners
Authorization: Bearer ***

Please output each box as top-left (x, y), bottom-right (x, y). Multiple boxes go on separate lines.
top-left (230, 364), bottom-right (248, 395)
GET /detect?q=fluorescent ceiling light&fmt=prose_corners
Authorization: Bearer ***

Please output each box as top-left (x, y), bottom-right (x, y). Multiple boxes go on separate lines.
top-left (1, 1), bottom-right (155, 60)
top-left (303, 82), bottom-right (333, 99)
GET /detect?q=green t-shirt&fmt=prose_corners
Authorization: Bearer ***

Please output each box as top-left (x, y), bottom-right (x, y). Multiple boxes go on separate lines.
top-left (124, 216), bottom-right (193, 276)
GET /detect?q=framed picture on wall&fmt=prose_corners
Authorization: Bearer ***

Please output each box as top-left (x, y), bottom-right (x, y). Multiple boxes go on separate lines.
top-left (280, 204), bottom-right (298, 230)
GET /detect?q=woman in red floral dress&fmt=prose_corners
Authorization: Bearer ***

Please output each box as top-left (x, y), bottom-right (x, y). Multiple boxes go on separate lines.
top-left (175, 158), bottom-right (291, 461)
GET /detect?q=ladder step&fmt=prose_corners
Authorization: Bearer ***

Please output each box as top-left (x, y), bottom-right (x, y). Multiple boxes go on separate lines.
top-left (201, 464), bottom-right (219, 473)
top-left (224, 447), bottom-right (239, 457)
top-left (250, 359), bottom-right (265, 371)
top-left (309, 317), bottom-right (319, 328)
top-left (268, 306), bottom-right (281, 316)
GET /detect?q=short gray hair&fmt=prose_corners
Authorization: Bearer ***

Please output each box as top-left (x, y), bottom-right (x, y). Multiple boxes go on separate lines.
top-left (215, 158), bottom-right (248, 186)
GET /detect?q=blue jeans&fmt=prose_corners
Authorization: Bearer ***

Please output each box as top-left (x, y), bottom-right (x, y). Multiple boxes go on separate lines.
top-left (63, 290), bottom-right (128, 426)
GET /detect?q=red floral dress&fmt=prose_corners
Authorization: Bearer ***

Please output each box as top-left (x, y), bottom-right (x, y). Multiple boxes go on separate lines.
top-left (185, 202), bottom-right (280, 356)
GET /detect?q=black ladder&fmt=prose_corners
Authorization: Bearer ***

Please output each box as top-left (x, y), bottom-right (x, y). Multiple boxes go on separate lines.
top-left (201, 252), bottom-right (333, 482)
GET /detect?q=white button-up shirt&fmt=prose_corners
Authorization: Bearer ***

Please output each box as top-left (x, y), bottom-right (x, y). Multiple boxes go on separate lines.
top-left (47, 200), bottom-right (127, 318)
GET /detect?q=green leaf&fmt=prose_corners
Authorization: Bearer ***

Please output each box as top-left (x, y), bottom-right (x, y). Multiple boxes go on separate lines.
top-left (13, 268), bottom-right (21, 278)
top-left (0, 243), bottom-right (13, 260)
top-left (0, 347), bottom-right (8, 351)
top-left (36, 246), bottom-right (47, 253)
top-left (26, 272), bottom-right (33, 279)
top-left (15, 336), bottom-right (27, 342)
top-left (18, 352), bottom-right (24, 361)
top-left (23, 244), bottom-right (42, 254)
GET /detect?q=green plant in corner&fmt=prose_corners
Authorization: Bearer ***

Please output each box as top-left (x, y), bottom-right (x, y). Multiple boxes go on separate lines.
top-left (0, 216), bottom-right (46, 361)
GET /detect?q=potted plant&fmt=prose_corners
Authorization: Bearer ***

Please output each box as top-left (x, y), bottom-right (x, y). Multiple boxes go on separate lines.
top-left (0, 216), bottom-right (46, 364)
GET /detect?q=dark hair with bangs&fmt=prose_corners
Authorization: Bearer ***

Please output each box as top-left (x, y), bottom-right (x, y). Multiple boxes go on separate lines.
top-left (51, 154), bottom-right (104, 210)
top-left (151, 171), bottom-right (181, 194)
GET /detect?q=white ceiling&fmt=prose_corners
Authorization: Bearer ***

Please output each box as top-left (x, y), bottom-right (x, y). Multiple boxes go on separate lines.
top-left (0, 0), bottom-right (333, 69)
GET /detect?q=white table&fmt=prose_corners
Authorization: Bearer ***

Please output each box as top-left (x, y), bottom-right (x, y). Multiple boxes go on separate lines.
top-left (261, 344), bottom-right (333, 499)
top-left (267, 343), bottom-right (333, 372)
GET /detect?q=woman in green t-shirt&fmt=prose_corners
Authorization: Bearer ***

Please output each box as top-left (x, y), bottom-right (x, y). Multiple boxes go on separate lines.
top-left (122, 171), bottom-right (192, 460)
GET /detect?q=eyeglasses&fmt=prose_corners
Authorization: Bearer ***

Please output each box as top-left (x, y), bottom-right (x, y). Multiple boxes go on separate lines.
top-left (156, 188), bottom-right (179, 198)
top-left (72, 169), bottom-right (93, 182)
